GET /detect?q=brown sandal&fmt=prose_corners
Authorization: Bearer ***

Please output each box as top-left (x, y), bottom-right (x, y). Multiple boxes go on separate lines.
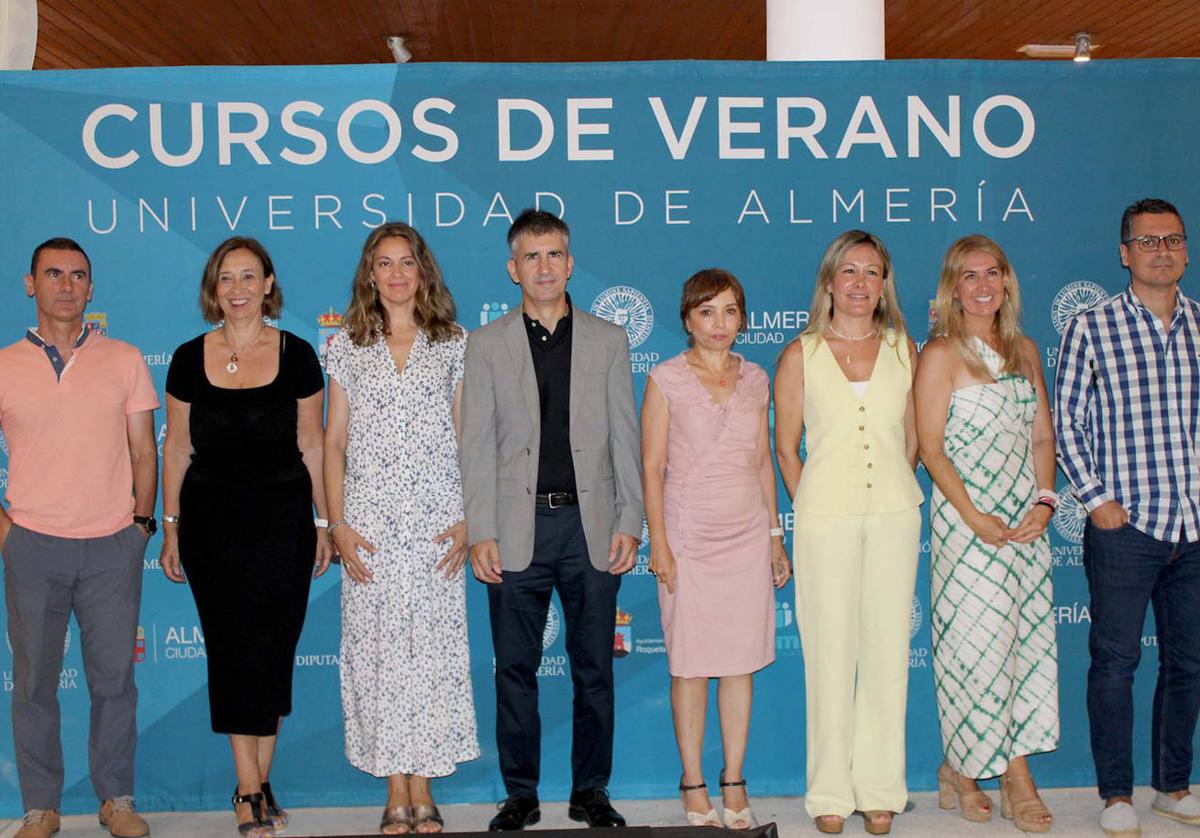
top-left (814, 814), bottom-right (844, 834)
top-left (1000, 770), bottom-right (1052, 833)
top-left (937, 760), bottom-right (993, 822)
top-left (862, 810), bottom-right (893, 835)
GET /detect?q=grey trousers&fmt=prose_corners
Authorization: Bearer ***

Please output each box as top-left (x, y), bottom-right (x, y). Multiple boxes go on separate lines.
top-left (1, 522), bottom-right (145, 810)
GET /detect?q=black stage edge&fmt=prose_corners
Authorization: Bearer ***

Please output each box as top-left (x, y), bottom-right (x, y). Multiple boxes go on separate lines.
top-left (307, 823), bottom-right (780, 838)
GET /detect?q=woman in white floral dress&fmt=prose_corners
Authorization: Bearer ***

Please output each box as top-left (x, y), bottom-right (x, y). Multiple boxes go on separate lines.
top-left (324, 222), bottom-right (479, 834)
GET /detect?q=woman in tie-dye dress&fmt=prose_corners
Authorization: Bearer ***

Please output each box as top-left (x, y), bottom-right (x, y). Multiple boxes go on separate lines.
top-left (914, 235), bottom-right (1058, 833)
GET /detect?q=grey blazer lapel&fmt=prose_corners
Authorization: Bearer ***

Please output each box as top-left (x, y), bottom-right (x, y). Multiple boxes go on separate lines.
top-left (502, 311), bottom-right (540, 425)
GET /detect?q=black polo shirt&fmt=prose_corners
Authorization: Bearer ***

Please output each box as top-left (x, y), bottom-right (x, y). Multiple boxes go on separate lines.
top-left (523, 296), bottom-right (578, 495)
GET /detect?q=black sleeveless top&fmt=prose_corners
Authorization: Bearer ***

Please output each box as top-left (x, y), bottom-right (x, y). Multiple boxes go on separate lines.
top-left (166, 330), bottom-right (324, 486)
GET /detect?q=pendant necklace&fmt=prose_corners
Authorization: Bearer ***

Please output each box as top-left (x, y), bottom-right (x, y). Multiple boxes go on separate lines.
top-left (225, 328), bottom-right (260, 374)
top-left (826, 323), bottom-right (877, 365)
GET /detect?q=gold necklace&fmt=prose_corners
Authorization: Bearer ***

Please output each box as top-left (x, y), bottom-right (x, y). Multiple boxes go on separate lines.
top-left (826, 324), bottom-right (877, 365)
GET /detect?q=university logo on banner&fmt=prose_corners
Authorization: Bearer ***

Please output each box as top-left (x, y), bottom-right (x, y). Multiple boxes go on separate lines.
top-left (909, 595), bottom-right (923, 639)
top-left (0, 428), bottom-right (7, 456)
top-left (6, 627), bottom-right (70, 656)
top-left (1052, 492), bottom-right (1088, 545)
top-left (1051, 281), bottom-right (1108, 335)
top-left (480, 302), bottom-right (510, 325)
top-left (316, 309), bottom-right (343, 366)
top-left (591, 286), bottom-right (654, 348)
top-left (542, 602), bottom-right (561, 650)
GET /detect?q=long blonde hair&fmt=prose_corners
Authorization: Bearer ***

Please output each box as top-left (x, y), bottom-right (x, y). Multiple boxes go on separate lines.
top-left (930, 234), bottom-right (1025, 378)
top-left (800, 229), bottom-right (909, 353)
top-left (343, 222), bottom-right (459, 346)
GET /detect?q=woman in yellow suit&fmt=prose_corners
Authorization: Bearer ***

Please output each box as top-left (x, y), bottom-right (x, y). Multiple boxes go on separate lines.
top-left (774, 230), bottom-right (923, 836)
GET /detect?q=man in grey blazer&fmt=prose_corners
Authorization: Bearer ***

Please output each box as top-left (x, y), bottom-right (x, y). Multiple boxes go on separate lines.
top-left (460, 209), bottom-right (643, 831)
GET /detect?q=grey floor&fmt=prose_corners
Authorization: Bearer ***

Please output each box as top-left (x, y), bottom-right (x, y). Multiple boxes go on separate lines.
top-left (3, 788), bottom-right (1198, 837)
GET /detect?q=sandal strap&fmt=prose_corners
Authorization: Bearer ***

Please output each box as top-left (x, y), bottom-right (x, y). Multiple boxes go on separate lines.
top-left (719, 777), bottom-right (748, 788)
top-left (259, 781), bottom-right (279, 810)
top-left (679, 781), bottom-right (708, 792)
top-left (232, 791), bottom-right (265, 808)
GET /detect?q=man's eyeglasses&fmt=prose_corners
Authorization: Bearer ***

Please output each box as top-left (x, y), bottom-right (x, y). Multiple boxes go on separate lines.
top-left (1123, 233), bottom-right (1188, 252)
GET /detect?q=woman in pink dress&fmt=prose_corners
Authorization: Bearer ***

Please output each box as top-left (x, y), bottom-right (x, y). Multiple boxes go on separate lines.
top-left (641, 268), bottom-right (792, 830)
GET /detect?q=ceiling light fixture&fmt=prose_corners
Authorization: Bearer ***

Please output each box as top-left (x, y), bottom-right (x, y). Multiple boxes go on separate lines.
top-left (386, 36), bottom-right (412, 64)
top-left (1073, 32), bottom-right (1092, 62)
top-left (1017, 32), bottom-right (1097, 61)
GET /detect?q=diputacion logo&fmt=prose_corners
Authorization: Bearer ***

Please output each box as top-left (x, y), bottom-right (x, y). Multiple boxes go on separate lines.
top-left (84, 312), bottom-right (108, 335)
top-left (614, 606), bottom-right (632, 658)
top-left (317, 308), bottom-right (343, 367)
top-left (591, 286), bottom-right (654, 348)
top-left (1051, 281), bottom-right (1108, 335)
top-left (481, 302), bottom-right (510, 325)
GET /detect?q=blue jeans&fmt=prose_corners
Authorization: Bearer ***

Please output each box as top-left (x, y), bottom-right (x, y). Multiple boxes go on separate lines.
top-left (1083, 520), bottom-right (1200, 799)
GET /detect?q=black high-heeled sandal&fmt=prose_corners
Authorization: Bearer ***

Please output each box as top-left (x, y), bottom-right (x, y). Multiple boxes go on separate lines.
top-left (231, 789), bottom-right (274, 837)
top-left (260, 781), bottom-right (288, 830)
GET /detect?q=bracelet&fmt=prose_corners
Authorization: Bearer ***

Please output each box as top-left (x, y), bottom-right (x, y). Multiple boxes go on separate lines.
top-left (1036, 489), bottom-right (1059, 507)
top-left (768, 527), bottom-right (785, 537)
top-left (163, 514), bottom-right (180, 524)
top-left (314, 518), bottom-right (329, 528)
top-left (1035, 498), bottom-right (1057, 513)
top-left (327, 520), bottom-right (344, 536)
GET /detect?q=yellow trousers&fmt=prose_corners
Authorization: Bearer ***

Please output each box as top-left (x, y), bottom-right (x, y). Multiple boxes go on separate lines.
top-left (794, 508), bottom-right (921, 818)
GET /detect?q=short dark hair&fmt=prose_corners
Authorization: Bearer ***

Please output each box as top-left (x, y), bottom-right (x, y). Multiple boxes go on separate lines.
top-left (680, 268), bottom-right (748, 347)
top-left (1121, 198), bottom-right (1185, 242)
top-left (199, 237), bottom-right (284, 324)
top-left (30, 237), bottom-right (91, 277)
top-left (507, 209), bottom-right (570, 254)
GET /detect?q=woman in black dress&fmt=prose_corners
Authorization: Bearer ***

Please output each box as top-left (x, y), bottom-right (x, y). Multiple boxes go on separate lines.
top-left (159, 236), bottom-right (333, 837)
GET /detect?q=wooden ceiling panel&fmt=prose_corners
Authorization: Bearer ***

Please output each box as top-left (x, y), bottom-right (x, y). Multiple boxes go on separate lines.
top-left (28, 0), bottom-right (1200, 70)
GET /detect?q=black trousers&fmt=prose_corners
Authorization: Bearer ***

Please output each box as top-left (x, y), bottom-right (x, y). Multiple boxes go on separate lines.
top-left (487, 505), bottom-right (620, 798)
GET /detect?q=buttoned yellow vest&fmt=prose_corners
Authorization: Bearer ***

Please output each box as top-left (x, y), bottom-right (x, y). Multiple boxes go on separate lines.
top-left (793, 329), bottom-right (924, 515)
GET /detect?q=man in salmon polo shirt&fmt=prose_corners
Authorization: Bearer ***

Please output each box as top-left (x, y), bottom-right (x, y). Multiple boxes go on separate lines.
top-left (0, 238), bottom-right (159, 838)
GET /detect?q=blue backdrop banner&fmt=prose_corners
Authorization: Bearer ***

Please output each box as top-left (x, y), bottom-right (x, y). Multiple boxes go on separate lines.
top-left (0, 58), bottom-right (1196, 814)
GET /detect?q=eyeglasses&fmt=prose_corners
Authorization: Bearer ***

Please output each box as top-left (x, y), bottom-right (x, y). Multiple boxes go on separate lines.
top-left (1123, 233), bottom-right (1188, 252)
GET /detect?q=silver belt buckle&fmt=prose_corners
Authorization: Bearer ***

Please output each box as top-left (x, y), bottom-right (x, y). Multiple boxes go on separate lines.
top-left (548, 492), bottom-right (563, 509)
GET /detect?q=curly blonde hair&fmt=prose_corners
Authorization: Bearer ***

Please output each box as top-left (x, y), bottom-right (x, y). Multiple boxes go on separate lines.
top-left (343, 223), bottom-right (458, 346)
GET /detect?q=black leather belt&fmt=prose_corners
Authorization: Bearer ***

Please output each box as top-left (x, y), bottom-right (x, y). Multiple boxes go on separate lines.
top-left (536, 491), bottom-right (578, 508)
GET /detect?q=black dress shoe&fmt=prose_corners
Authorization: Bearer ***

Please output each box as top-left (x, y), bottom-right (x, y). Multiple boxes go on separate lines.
top-left (489, 796), bottom-right (541, 831)
top-left (568, 788), bottom-right (626, 828)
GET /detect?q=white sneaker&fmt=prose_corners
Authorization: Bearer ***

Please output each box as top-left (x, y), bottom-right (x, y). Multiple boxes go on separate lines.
top-left (1153, 791), bottom-right (1200, 826)
top-left (1100, 801), bottom-right (1141, 838)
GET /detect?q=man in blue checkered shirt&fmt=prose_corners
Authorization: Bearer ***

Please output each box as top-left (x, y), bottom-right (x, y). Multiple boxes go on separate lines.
top-left (1055, 197), bottom-right (1200, 837)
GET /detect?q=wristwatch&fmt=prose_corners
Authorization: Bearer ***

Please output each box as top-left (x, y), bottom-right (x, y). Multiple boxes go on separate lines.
top-left (133, 515), bottom-right (157, 536)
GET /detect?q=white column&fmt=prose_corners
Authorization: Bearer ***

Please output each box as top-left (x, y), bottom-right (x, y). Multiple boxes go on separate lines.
top-left (767, 0), bottom-right (884, 61)
top-left (0, 0), bottom-right (38, 70)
